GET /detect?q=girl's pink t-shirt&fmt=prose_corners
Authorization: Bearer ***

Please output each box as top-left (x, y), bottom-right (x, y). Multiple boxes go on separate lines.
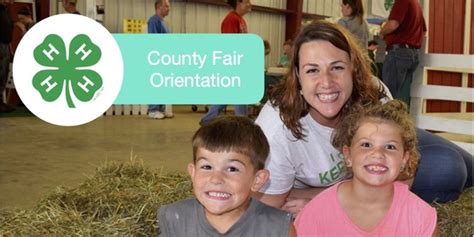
top-left (294, 181), bottom-right (437, 237)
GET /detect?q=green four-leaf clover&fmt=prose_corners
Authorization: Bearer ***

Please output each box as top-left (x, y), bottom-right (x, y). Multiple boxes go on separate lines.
top-left (33, 34), bottom-right (102, 108)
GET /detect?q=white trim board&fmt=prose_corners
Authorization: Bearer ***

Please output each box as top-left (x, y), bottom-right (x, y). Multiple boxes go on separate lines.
top-left (415, 115), bottom-right (474, 136)
top-left (411, 85), bottom-right (474, 102)
top-left (420, 54), bottom-right (474, 71)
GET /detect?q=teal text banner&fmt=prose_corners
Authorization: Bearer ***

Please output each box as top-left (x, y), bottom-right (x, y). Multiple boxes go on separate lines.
top-left (113, 34), bottom-right (264, 104)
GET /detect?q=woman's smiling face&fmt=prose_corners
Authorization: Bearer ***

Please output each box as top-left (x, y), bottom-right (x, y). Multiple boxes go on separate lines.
top-left (298, 40), bottom-right (353, 127)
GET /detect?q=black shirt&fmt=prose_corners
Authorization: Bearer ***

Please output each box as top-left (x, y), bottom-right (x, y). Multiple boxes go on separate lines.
top-left (0, 4), bottom-right (13, 44)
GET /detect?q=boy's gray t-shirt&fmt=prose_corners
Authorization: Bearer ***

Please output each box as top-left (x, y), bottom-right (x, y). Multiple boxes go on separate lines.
top-left (158, 198), bottom-right (292, 237)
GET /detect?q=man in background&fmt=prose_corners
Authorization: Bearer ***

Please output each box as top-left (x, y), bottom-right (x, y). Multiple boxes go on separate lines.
top-left (16, 6), bottom-right (35, 34)
top-left (200, 0), bottom-right (252, 125)
top-left (380, 0), bottom-right (426, 106)
top-left (367, 40), bottom-right (378, 62)
top-left (0, 0), bottom-right (14, 113)
top-left (367, 39), bottom-right (379, 77)
top-left (147, 0), bottom-right (174, 120)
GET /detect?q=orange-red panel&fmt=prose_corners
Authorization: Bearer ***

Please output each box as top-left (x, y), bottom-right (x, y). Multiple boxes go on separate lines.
top-left (471, 2), bottom-right (474, 55)
top-left (427, 0), bottom-right (465, 112)
top-left (452, 0), bottom-right (465, 54)
top-left (429, 0), bottom-right (465, 54)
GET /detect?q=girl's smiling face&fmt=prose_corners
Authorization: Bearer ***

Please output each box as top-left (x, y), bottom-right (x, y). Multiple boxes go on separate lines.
top-left (343, 121), bottom-right (409, 187)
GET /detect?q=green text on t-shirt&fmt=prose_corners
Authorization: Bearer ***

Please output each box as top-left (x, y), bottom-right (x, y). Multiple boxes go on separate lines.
top-left (319, 153), bottom-right (345, 184)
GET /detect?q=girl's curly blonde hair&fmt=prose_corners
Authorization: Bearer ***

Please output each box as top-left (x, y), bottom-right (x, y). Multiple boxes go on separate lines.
top-left (331, 100), bottom-right (420, 180)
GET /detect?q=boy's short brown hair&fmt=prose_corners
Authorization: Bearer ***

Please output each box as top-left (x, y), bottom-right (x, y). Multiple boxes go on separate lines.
top-left (192, 116), bottom-right (269, 170)
top-left (332, 100), bottom-right (420, 180)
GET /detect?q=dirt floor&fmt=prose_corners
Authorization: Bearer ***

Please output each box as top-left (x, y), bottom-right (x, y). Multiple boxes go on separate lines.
top-left (0, 105), bottom-right (206, 209)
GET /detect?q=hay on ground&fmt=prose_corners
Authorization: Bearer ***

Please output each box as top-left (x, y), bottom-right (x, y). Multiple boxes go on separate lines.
top-left (434, 187), bottom-right (473, 236)
top-left (0, 159), bottom-right (472, 236)
top-left (0, 159), bottom-right (192, 236)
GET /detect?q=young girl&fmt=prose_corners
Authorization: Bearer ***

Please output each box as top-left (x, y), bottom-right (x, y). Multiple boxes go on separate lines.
top-left (295, 100), bottom-right (438, 236)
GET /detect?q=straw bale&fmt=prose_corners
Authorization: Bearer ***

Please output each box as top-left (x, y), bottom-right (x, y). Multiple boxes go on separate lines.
top-left (1, 160), bottom-right (472, 236)
top-left (434, 187), bottom-right (473, 236)
top-left (0, 159), bottom-right (192, 236)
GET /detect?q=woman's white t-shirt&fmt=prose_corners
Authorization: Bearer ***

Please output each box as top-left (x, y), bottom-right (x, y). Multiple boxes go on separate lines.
top-left (255, 103), bottom-right (347, 194)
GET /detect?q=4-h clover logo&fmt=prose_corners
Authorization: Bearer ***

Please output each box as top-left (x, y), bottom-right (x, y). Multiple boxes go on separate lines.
top-left (33, 34), bottom-right (103, 108)
top-left (13, 14), bottom-right (123, 126)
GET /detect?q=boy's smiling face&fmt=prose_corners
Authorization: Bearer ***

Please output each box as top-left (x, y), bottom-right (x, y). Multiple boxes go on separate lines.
top-left (188, 148), bottom-right (268, 221)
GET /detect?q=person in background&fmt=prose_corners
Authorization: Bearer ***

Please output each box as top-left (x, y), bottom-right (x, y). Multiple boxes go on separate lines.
top-left (16, 6), bottom-right (35, 34)
top-left (373, 35), bottom-right (386, 79)
top-left (264, 39), bottom-right (286, 104)
top-left (199, 0), bottom-right (252, 126)
top-left (159, 116), bottom-right (296, 236)
top-left (0, 0), bottom-right (14, 113)
top-left (254, 21), bottom-right (472, 217)
top-left (263, 39), bottom-right (271, 56)
top-left (368, 39), bottom-right (379, 76)
top-left (337, 0), bottom-right (369, 50)
top-left (277, 39), bottom-right (292, 68)
top-left (295, 100), bottom-right (438, 236)
top-left (380, 0), bottom-right (426, 106)
top-left (147, 0), bottom-right (174, 120)
top-left (368, 40), bottom-right (378, 62)
top-left (63, 0), bottom-right (80, 14)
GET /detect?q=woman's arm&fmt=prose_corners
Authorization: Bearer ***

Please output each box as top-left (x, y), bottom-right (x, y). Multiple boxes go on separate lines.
top-left (282, 187), bottom-right (327, 215)
top-left (254, 191), bottom-right (289, 208)
top-left (288, 223), bottom-right (297, 237)
top-left (288, 187), bottom-right (326, 199)
top-left (431, 224), bottom-right (439, 237)
top-left (256, 187), bottom-right (328, 216)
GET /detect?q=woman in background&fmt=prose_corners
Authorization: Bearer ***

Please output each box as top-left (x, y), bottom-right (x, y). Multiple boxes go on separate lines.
top-left (338, 0), bottom-right (369, 50)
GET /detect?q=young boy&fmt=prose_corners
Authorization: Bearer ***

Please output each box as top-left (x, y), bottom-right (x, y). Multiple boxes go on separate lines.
top-left (159, 116), bottom-right (296, 236)
top-left (295, 100), bottom-right (437, 236)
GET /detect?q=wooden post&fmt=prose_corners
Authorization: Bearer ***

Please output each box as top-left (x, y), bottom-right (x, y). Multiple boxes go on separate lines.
top-left (285, 0), bottom-right (303, 40)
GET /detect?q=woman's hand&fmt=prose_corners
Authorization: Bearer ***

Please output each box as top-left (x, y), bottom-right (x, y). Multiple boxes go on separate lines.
top-left (282, 197), bottom-right (311, 217)
top-left (283, 187), bottom-right (328, 216)
top-left (255, 187), bottom-right (328, 216)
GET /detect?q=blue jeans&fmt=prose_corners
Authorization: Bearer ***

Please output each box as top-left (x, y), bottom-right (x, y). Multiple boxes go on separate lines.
top-left (200, 104), bottom-right (247, 125)
top-left (148, 104), bottom-right (165, 113)
top-left (412, 128), bottom-right (473, 203)
top-left (382, 47), bottom-right (419, 106)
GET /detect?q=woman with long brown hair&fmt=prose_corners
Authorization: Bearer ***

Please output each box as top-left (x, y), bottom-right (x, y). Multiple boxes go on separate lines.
top-left (255, 20), bottom-right (472, 215)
